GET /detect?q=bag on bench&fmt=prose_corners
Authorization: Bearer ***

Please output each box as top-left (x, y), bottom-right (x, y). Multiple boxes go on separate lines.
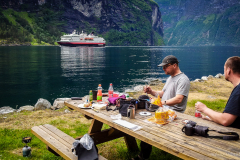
top-left (72, 134), bottom-right (98, 160)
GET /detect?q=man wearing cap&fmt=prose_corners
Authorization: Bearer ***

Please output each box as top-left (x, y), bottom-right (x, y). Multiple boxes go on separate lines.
top-left (145, 55), bottom-right (190, 112)
top-left (132, 55), bottom-right (190, 160)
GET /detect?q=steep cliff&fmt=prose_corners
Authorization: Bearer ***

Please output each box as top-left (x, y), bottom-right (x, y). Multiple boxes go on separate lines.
top-left (0, 0), bottom-right (164, 46)
top-left (155, 0), bottom-right (240, 46)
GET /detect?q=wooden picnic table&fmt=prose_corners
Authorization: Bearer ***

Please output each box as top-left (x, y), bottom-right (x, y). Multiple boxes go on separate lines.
top-left (65, 97), bottom-right (240, 160)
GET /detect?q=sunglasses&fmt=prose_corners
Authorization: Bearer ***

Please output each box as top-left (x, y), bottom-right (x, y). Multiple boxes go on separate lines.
top-left (163, 63), bottom-right (173, 69)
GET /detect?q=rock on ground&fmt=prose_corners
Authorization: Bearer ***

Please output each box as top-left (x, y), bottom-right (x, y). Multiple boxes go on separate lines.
top-left (193, 79), bottom-right (201, 82)
top-left (201, 76), bottom-right (208, 81)
top-left (208, 75), bottom-right (214, 79)
top-left (17, 105), bottom-right (34, 112)
top-left (134, 85), bottom-right (144, 92)
top-left (215, 73), bottom-right (223, 78)
top-left (51, 98), bottom-right (71, 110)
top-left (125, 89), bottom-right (136, 93)
top-left (34, 98), bottom-right (52, 110)
top-left (64, 109), bottom-right (71, 113)
top-left (0, 106), bottom-right (16, 115)
top-left (149, 79), bottom-right (162, 86)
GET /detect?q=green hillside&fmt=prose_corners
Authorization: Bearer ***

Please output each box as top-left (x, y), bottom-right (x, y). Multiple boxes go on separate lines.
top-left (0, 7), bottom-right (63, 45)
top-left (0, 0), bottom-right (164, 46)
top-left (155, 0), bottom-right (240, 46)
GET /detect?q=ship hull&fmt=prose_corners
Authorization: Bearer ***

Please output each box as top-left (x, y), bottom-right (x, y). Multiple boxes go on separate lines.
top-left (57, 41), bottom-right (105, 47)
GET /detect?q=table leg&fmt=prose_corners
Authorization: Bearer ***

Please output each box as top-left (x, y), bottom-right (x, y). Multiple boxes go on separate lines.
top-left (83, 114), bottom-right (93, 120)
top-left (88, 119), bottom-right (103, 134)
top-left (76, 118), bottom-right (138, 152)
top-left (124, 135), bottom-right (139, 152)
top-left (75, 119), bottom-right (103, 140)
top-left (46, 146), bottom-right (60, 156)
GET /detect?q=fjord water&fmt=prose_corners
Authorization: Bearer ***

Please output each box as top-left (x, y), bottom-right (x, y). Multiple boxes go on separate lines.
top-left (1, 46), bottom-right (240, 108)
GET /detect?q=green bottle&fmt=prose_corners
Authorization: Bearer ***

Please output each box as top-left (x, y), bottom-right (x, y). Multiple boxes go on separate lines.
top-left (89, 90), bottom-right (93, 102)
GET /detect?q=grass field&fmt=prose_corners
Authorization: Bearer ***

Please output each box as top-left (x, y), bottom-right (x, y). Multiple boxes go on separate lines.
top-left (0, 77), bottom-right (233, 160)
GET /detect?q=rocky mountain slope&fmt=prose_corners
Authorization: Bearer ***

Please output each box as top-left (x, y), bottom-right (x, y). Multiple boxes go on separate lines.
top-left (155, 0), bottom-right (240, 46)
top-left (0, 0), bottom-right (164, 46)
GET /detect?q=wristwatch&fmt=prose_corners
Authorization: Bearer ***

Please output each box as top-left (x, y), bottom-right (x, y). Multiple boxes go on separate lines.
top-left (164, 101), bottom-right (167, 105)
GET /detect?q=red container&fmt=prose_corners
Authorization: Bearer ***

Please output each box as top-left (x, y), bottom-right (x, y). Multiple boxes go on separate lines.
top-left (113, 92), bottom-right (119, 97)
top-left (195, 111), bottom-right (201, 118)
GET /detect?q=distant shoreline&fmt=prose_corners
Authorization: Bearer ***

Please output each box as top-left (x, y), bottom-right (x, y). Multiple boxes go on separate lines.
top-left (0, 44), bottom-right (58, 46)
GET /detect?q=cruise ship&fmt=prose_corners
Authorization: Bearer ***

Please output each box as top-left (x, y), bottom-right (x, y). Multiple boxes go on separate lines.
top-left (57, 30), bottom-right (106, 47)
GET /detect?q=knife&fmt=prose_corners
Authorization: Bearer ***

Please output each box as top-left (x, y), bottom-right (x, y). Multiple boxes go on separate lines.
top-left (91, 107), bottom-right (99, 113)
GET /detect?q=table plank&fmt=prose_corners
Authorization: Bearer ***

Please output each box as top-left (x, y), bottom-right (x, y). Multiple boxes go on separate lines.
top-left (65, 101), bottom-right (214, 159)
top-left (100, 111), bottom-right (239, 159)
top-left (101, 109), bottom-right (240, 150)
top-left (65, 100), bottom-right (240, 160)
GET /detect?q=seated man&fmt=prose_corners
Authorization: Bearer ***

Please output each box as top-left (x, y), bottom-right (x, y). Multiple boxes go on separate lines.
top-left (145, 55), bottom-right (190, 112)
top-left (133, 55), bottom-right (190, 160)
top-left (195, 56), bottom-right (240, 129)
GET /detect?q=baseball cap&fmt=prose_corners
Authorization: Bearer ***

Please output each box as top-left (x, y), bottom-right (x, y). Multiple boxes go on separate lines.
top-left (157, 55), bottom-right (179, 67)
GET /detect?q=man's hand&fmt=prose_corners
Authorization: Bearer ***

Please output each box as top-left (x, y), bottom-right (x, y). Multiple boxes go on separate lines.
top-left (144, 86), bottom-right (152, 94)
top-left (195, 101), bottom-right (237, 126)
top-left (201, 115), bottom-right (212, 121)
top-left (195, 101), bottom-right (208, 113)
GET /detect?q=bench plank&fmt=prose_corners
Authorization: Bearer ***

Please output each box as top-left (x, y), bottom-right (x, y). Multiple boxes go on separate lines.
top-left (43, 124), bottom-right (75, 144)
top-left (32, 126), bottom-right (77, 160)
top-left (31, 125), bottom-right (107, 160)
top-left (39, 125), bottom-right (72, 149)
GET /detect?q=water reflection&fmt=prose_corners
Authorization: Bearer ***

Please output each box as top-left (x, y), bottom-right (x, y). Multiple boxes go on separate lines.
top-left (59, 46), bottom-right (166, 95)
top-left (60, 47), bottom-right (106, 78)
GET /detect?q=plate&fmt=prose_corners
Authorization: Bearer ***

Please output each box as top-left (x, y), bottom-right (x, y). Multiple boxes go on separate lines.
top-left (78, 103), bottom-right (92, 109)
top-left (139, 112), bottom-right (152, 116)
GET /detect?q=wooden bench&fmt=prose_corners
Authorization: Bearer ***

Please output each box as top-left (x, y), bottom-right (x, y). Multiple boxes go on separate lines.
top-left (31, 124), bottom-right (107, 160)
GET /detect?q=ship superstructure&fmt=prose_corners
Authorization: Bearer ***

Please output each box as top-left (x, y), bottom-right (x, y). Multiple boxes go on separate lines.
top-left (57, 30), bottom-right (106, 47)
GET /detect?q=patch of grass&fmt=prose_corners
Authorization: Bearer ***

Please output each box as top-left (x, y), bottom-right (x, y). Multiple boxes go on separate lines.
top-left (18, 12), bottom-right (33, 27)
top-left (151, 145), bottom-right (181, 160)
top-left (50, 119), bottom-right (68, 125)
top-left (189, 77), bottom-right (233, 97)
top-left (187, 99), bottom-right (227, 112)
top-left (2, 9), bottom-right (16, 25)
top-left (0, 128), bottom-right (61, 159)
top-left (203, 14), bottom-right (215, 25)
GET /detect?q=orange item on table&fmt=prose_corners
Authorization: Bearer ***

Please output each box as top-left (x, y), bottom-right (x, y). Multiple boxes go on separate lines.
top-left (168, 109), bottom-right (177, 119)
top-left (152, 95), bottom-right (162, 107)
top-left (155, 110), bottom-right (169, 120)
top-left (147, 116), bottom-right (169, 125)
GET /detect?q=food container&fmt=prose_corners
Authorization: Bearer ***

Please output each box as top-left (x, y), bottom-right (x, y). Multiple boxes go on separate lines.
top-left (155, 107), bottom-right (169, 123)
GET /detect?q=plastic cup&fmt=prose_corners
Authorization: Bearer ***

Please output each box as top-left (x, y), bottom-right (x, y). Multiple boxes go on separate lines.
top-left (195, 110), bottom-right (201, 118)
top-left (113, 92), bottom-right (119, 97)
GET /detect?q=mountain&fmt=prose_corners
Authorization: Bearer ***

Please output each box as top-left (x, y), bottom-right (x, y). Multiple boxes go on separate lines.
top-left (0, 0), bottom-right (164, 46)
top-left (155, 0), bottom-right (240, 46)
